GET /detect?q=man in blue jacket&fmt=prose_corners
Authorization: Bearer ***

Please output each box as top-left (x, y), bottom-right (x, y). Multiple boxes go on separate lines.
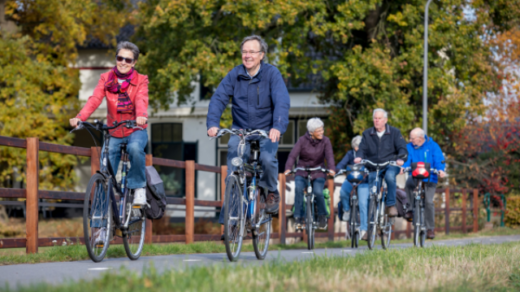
top-left (402, 128), bottom-right (446, 239)
top-left (207, 35), bottom-right (290, 216)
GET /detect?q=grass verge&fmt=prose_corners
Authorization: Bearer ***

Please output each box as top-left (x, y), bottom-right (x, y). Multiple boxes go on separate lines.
top-left (4, 241), bottom-right (520, 291)
top-left (0, 227), bottom-right (518, 266)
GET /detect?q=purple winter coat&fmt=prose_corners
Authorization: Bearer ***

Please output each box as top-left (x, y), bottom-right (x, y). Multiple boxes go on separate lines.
top-left (284, 132), bottom-right (335, 179)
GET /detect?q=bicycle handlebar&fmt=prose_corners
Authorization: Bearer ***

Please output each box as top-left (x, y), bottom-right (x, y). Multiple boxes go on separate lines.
top-left (359, 159), bottom-right (399, 168)
top-left (210, 128), bottom-right (269, 139)
top-left (402, 167), bottom-right (442, 174)
top-left (70, 119), bottom-right (146, 133)
top-left (287, 167), bottom-right (330, 175)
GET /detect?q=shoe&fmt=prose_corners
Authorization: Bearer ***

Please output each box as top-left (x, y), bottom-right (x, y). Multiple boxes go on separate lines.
top-left (265, 190), bottom-right (280, 214)
top-left (360, 230), bottom-right (367, 241)
top-left (93, 227), bottom-right (107, 247)
top-left (427, 229), bottom-right (435, 239)
top-left (404, 211), bottom-right (414, 222)
top-left (295, 217), bottom-right (303, 229)
top-left (342, 210), bottom-right (350, 222)
top-left (386, 206), bottom-right (398, 217)
top-left (318, 215), bottom-right (327, 229)
top-left (133, 188), bottom-right (147, 206)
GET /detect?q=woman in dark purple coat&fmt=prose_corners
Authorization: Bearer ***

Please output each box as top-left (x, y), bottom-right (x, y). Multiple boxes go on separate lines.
top-left (284, 118), bottom-right (335, 229)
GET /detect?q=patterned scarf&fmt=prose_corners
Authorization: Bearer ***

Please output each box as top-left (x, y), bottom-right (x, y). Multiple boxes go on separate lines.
top-left (105, 67), bottom-right (136, 114)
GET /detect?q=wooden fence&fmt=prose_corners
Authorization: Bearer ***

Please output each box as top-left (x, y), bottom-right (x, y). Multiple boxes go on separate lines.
top-left (0, 136), bottom-right (481, 254)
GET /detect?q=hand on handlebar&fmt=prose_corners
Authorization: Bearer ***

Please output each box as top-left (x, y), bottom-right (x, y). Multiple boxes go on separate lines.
top-left (136, 117), bottom-right (147, 126)
top-left (439, 170), bottom-right (446, 178)
top-left (396, 159), bottom-right (404, 166)
top-left (69, 118), bottom-right (81, 128)
top-left (328, 170), bottom-right (336, 176)
top-left (284, 170), bottom-right (292, 176)
top-left (207, 127), bottom-right (219, 137)
top-left (354, 157), bottom-right (362, 164)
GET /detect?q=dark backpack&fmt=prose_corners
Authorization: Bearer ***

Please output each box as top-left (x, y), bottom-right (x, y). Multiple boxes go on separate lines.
top-left (145, 166), bottom-right (167, 220)
top-left (395, 188), bottom-right (409, 217)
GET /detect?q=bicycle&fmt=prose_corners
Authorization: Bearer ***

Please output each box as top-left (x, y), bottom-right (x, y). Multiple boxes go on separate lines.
top-left (362, 160), bottom-right (399, 250)
top-left (72, 120), bottom-right (147, 262)
top-left (403, 162), bottom-right (440, 248)
top-left (335, 164), bottom-right (368, 248)
top-left (213, 129), bottom-right (272, 262)
top-left (286, 167), bottom-right (330, 250)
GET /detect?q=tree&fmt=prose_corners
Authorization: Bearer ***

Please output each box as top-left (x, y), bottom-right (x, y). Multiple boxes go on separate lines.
top-left (0, 0), bottom-right (132, 189)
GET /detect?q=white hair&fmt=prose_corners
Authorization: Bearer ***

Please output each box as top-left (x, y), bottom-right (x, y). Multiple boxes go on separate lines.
top-left (351, 135), bottom-right (362, 149)
top-left (373, 108), bottom-right (388, 119)
top-left (307, 118), bottom-right (324, 133)
top-left (411, 128), bottom-right (425, 138)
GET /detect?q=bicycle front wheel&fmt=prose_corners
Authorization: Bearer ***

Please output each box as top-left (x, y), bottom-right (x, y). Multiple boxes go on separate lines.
top-left (122, 190), bottom-right (146, 260)
top-left (224, 175), bottom-right (246, 262)
top-left (367, 196), bottom-right (377, 250)
top-left (413, 199), bottom-right (421, 247)
top-left (350, 203), bottom-right (358, 248)
top-left (83, 173), bottom-right (111, 262)
top-left (253, 190), bottom-right (271, 260)
top-left (306, 197), bottom-right (315, 250)
top-left (380, 214), bottom-right (392, 250)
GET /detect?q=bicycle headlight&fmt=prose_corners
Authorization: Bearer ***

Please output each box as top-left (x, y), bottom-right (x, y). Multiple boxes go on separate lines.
top-left (231, 157), bottom-right (243, 167)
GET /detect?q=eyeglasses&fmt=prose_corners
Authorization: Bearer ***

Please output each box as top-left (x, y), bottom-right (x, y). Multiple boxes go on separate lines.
top-left (116, 56), bottom-right (134, 64)
top-left (241, 50), bottom-right (262, 56)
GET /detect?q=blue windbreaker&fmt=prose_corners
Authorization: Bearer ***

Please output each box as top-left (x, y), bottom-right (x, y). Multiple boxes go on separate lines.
top-left (206, 61), bottom-right (290, 134)
top-left (403, 135), bottom-right (446, 183)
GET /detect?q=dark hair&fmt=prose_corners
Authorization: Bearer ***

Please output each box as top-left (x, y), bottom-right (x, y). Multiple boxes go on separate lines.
top-left (116, 41), bottom-right (140, 61)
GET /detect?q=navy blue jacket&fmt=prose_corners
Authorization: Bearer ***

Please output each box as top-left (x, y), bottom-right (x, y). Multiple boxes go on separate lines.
top-left (356, 124), bottom-right (408, 166)
top-left (206, 62), bottom-right (291, 134)
top-left (336, 149), bottom-right (356, 172)
top-left (403, 135), bottom-right (445, 183)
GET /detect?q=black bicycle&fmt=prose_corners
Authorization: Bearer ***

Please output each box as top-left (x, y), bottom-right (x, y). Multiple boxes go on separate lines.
top-left (287, 167), bottom-right (330, 250)
top-left (214, 129), bottom-right (272, 262)
top-left (335, 164), bottom-right (368, 248)
top-left (403, 163), bottom-right (441, 248)
top-left (72, 120), bottom-right (146, 262)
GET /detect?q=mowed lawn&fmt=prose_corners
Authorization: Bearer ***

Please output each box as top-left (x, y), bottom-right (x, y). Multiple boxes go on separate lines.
top-left (3, 241), bottom-right (520, 292)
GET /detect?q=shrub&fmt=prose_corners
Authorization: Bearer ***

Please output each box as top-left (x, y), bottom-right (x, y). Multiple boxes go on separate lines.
top-left (505, 196), bottom-right (520, 227)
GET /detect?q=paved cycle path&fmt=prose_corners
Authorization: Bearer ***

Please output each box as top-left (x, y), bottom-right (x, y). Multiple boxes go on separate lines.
top-left (1, 235), bottom-right (519, 288)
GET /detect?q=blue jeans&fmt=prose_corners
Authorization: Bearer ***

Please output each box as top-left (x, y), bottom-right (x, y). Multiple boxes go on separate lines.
top-left (340, 181), bottom-right (369, 231)
top-left (294, 176), bottom-right (327, 219)
top-left (219, 134), bottom-right (279, 224)
top-left (103, 130), bottom-right (148, 189)
top-left (368, 165), bottom-right (400, 207)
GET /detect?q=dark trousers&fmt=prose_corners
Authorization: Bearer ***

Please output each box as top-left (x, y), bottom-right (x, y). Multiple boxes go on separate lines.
top-left (294, 176), bottom-right (327, 219)
top-left (405, 177), bottom-right (437, 230)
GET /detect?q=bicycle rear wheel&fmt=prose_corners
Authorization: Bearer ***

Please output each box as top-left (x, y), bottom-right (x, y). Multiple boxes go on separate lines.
top-left (83, 173), bottom-right (111, 262)
top-left (350, 203), bottom-right (359, 248)
top-left (380, 214), bottom-right (392, 250)
top-left (306, 197), bottom-right (315, 250)
top-left (413, 199), bottom-right (421, 247)
top-left (122, 190), bottom-right (146, 260)
top-left (419, 206), bottom-right (426, 248)
top-left (224, 176), bottom-right (246, 262)
top-left (367, 196), bottom-right (377, 250)
top-left (253, 190), bottom-right (271, 260)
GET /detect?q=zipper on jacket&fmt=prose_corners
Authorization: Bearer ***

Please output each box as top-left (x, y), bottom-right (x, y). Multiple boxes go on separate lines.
top-left (257, 86), bottom-right (260, 107)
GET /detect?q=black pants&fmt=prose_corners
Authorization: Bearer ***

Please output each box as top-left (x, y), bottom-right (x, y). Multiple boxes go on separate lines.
top-left (405, 177), bottom-right (437, 230)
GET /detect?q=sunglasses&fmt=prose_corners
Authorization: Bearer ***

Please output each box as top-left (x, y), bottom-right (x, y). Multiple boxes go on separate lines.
top-left (116, 56), bottom-right (134, 64)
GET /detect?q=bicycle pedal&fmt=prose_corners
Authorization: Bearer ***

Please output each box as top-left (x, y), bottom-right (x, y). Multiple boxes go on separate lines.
top-left (95, 244), bottom-right (104, 248)
top-left (132, 205), bottom-right (141, 209)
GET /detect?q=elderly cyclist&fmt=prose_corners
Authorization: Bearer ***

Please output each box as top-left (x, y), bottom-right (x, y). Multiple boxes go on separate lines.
top-left (207, 35), bottom-right (290, 221)
top-left (284, 118), bottom-right (335, 229)
top-left (354, 108), bottom-right (408, 217)
top-left (336, 135), bottom-right (370, 240)
top-left (402, 128), bottom-right (446, 239)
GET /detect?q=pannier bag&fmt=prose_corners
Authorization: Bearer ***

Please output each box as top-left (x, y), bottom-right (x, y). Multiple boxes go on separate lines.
top-left (291, 188), bottom-right (332, 218)
top-left (395, 188), bottom-right (409, 217)
top-left (144, 166), bottom-right (167, 220)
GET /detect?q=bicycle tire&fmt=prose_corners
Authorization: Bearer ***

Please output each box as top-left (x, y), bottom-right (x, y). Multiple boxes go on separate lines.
top-left (419, 205), bottom-right (426, 248)
top-left (122, 189), bottom-right (146, 260)
top-left (367, 195), bottom-right (378, 250)
top-left (224, 176), bottom-right (246, 262)
top-left (350, 201), bottom-right (358, 248)
top-left (380, 214), bottom-right (392, 250)
top-left (306, 196), bottom-right (314, 250)
top-left (252, 190), bottom-right (271, 260)
top-left (83, 173), bottom-right (111, 263)
top-left (413, 198), bottom-right (421, 247)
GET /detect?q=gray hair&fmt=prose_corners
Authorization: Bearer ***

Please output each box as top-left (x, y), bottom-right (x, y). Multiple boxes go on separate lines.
top-left (411, 128), bottom-right (425, 138)
top-left (116, 41), bottom-right (140, 61)
top-left (307, 118), bottom-right (324, 133)
top-left (373, 108), bottom-right (388, 119)
top-left (240, 35), bottom-right (268, 60)
top-left (351, 135), bottom-right (362, 149)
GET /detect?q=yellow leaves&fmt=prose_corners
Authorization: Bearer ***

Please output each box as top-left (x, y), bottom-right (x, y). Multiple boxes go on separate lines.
top-left (387, 12), bottom-right (408, 27)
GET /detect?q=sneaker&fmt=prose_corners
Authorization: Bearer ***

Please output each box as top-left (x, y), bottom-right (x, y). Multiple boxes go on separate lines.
top-left (133, 188), bottom-right (147, 206)
top-left (386, 206), bottom-right (398, 217)
top-left (360, 230), bottom-right (367, 241)
top-left (295, 217), bottom-right (302, 229)
top-left (265, 190), bottom-right (280, 214)
top-left (93, 227), bottom-right (107, 246)
top-left (318, 215), bottom-right (327, 229)
top-left (342, 210), bottom-right (350, 222)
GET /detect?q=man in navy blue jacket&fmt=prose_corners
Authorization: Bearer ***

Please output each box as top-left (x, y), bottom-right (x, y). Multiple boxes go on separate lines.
top-left (402, 128), bottom-right (446, 239)
top-left (207, 35), bottom-right (290, 216)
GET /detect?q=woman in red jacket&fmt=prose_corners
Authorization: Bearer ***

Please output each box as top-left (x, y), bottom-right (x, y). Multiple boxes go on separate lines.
top-left (70, 41), bottom-right (149, 207)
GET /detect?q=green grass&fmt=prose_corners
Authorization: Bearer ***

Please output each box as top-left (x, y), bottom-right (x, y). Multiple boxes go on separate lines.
top-left (0, 227), bottom-right (518, 266)
top-left (4, 241), bottom-right (520, 291)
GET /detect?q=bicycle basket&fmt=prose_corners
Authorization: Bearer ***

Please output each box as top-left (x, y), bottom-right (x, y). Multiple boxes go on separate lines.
top-left (411, 162), bottom-right (430, 179)
top-left (346, 164), bottom-right (364, 183)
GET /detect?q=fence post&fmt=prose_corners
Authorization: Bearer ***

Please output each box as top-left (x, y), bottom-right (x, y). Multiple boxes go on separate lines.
top-left (327, 178), bottom-right (334, 241)
top-left (462, 189), bottom-right (467, 233)
top-left (473, 189), bottom-right (479, 232)
top-left (26, 137), bottom-right (39, 254)
top-left (185, 161), bottom-right (195, 244)
top-left (278, 173), bottom-right (286, 245)
top-left (91, 147), bottom-right (101, 175)
top-left (220, 165), bottom-right (227, 236)
top-left (445, 188), bottom-right (450, 235)
top-left (145, 154), bottom-right (153, 244)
